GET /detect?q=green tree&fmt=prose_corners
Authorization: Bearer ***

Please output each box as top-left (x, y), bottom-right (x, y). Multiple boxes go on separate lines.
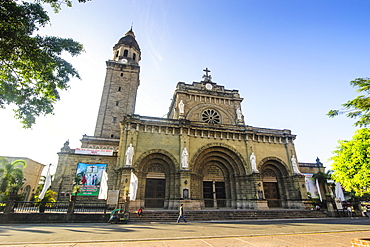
top-left (331, 128), bottom-right (370, 197)
top-left (327, 78), bottom-right (370, 127)
top-left (38, 0), bottom-right (91, 13)
top-left (0, 157), bottom-right (26, 194)
top-left (0, 0), bottom-right (86, 128)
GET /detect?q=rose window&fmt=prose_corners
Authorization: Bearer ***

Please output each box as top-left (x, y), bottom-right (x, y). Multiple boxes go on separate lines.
top-left (201, 109), bottom-right (221, 124)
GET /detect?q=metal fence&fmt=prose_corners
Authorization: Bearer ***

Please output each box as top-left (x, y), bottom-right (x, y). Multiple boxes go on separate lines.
top-left (0, 201), bottom-right (121, 214)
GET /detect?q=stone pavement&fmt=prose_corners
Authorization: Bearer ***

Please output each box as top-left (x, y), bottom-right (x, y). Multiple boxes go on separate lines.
top-left (1, 218), bottom-right (370, 246)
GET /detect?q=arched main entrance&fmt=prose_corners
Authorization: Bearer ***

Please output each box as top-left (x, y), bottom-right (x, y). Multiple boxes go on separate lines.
top-left (136, 151), bottom-right (177, 209)
top-left (259, 158), bottom-right (289, 208)
top-left (192, 144), bottom-right (247, 209)
top-left (202, 164), bottom-right (227, 208)
top-left (145, 164), bottom-right (166, 208)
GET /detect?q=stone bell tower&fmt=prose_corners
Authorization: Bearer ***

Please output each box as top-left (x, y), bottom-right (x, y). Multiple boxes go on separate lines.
top-left (94, 28), bottom-right (141, 139)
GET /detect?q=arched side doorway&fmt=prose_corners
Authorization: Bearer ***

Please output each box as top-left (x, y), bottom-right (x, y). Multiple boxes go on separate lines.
top-left (136, 151), bottom-right (177, 209)
top-left (192, 144), bottom-right (247, 209)
top-left (259, 158), bottom-right (289, 208)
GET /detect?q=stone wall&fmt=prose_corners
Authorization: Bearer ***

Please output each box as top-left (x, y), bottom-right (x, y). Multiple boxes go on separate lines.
top-left (0, 213), bottom-right (109, 224)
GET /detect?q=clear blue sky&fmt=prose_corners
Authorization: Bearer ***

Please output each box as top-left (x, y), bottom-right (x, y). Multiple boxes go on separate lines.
top-left (1, 0), bottom-right (368, 174)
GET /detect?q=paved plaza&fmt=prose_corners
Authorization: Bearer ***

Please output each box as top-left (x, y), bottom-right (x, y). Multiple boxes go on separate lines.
top-left (0, 218), bottom-right (370, 246)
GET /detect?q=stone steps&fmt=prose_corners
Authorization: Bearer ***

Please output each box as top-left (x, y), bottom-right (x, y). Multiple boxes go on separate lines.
top-left (128, 209), bottom-right (327, 222)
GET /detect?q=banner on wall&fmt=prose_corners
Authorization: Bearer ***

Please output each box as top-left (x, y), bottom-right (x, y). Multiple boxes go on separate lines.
top-left (75, 163), bottom-right (107, 196)
top-left (75, 148), bottom-right (113, 156)
top-left (302, 173), bottom-right (320, 199)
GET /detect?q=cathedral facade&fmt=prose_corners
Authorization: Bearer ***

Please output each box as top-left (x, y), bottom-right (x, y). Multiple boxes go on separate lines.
top-left (52, 29), bottom-right (308, 210)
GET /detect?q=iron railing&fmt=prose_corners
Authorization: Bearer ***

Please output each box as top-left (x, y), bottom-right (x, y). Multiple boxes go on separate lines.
top-left (0, 201), bottom-right (121, 214)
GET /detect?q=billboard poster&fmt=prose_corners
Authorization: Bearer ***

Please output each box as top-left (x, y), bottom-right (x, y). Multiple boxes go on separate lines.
top-left (302, 173), bottom-right (320, 199)
top-left (75, 163), bottom-right (107, 196)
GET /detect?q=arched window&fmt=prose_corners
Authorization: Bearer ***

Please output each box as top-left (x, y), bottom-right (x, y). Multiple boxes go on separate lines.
top-left (123, 49), bottom-right (128, 57)
top-left (133, 53), bottom-right (136, 61)
top-left (23, 185), bottom-right (31, 201)
top-left (115, 51), bottom-right (119, 57)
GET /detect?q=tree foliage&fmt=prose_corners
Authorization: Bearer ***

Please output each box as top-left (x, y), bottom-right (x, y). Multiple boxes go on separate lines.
top-left (0, 157), bottom-right (26, 194)
top-left (38, 0), bottom-right (91, 13)
top-left (327, 78), bottom-right (370, 127)
top-left (0, 0), bottom-right (85, 128)
top-left (33, 189), bottom-right (57, 206)
top-left (331, 128), bottom-right (370, 197)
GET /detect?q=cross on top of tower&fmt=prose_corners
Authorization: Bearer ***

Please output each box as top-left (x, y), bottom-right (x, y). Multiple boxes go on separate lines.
top-left (202, 67), bottom-right (212, 82)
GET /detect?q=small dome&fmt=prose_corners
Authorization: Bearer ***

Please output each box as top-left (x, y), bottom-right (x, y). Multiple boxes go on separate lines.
top-left (114, 28), bottom-right (140, 52)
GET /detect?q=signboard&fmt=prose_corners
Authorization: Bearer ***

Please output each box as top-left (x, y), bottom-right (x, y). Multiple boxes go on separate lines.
top-left (75, 148), bottom-right (113, 156)
top-left (107, 190), bottom-right (120, 205)
top-left (75, 163), bottom-right (107, 196)
top-left (302, 173), bottom-right (320, 199)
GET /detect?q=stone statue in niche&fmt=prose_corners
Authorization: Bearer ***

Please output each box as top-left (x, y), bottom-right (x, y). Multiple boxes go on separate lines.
top-left (291, 154), bottom-right (301, 174)
top-left (236, 107), bottom-right (243, 121)
top-left (181, 147), bottom-right (189, 169)
top-left (125, 143), bottom-right (134, 166)
top-left (250, 152), bottom-right (259, 173)
top-left (179, 100), bottom-right (185, 114)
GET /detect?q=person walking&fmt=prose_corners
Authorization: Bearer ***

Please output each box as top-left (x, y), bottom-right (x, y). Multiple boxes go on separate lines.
top-left (361, 205), bottom-right (369, 218)
top-left (177, 204), bottom-right (187, 223)
top-left (347, 205), bottom-right (352, 218)
top-left (348, 205), bottom-right (358, 219)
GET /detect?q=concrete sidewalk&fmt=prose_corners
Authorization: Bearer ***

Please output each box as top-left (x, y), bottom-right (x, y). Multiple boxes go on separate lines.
top-left (1, 218), bottom-right (370, 246)
top-left (12, 231), bottom-right (368, 247)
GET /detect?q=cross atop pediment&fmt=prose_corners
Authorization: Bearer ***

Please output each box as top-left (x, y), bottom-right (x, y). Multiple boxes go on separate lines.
top-left (202, 67), bottom-right (212, 82)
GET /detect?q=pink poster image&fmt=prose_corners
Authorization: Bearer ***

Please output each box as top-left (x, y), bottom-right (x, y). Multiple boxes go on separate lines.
top-left (75, 163), bottom-right (107, 196)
